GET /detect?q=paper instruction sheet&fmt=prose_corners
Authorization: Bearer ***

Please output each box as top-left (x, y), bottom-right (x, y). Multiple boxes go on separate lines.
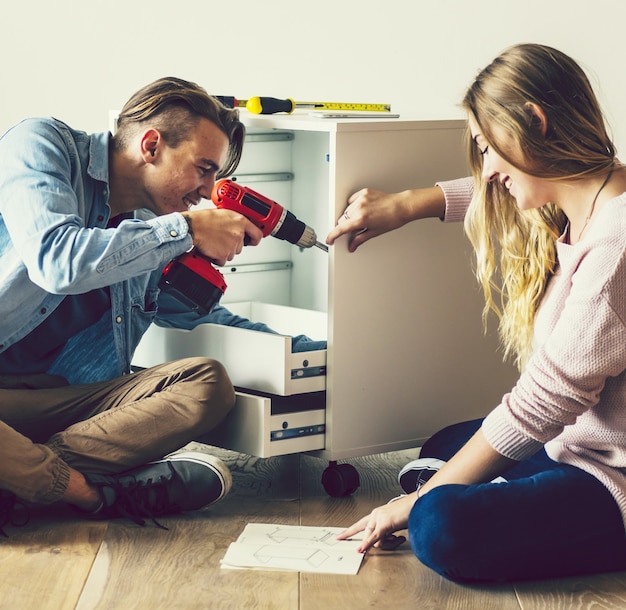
top-left (221, 523), bottom-right (365, 575)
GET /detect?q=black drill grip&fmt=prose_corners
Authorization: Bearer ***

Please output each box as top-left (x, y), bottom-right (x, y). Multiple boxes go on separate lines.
top-left (246, 97), bottom-right (295, 115)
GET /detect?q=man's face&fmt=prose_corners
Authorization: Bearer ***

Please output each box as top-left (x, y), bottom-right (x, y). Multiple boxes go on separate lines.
top-left (144, 117), bottom-right (229, 216)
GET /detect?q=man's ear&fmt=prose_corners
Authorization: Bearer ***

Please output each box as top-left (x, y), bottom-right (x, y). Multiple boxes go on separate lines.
top-left (525, 102), bottom-right (548, 136)
top-left (140, 128), bottom-right (161, 162)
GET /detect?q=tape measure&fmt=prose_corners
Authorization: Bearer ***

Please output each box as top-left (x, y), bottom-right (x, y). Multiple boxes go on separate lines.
top-left (296, 101), bottom-right (391, 112)
top-left (217, 95), bottom-right (391, 115)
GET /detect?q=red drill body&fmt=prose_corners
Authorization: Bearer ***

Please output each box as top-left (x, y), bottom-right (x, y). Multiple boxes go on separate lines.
top-left (158, 179), bottom-right (326, 315)
top-left (211, 179), bottom-right (324, 249)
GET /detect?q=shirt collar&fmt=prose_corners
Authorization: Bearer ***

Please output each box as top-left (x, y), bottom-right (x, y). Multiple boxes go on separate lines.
top-left (87, 131), bottom-right (111, 184)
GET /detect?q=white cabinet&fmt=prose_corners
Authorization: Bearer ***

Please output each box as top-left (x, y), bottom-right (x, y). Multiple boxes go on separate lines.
top-left (134, 113), bottom-right (519, 492)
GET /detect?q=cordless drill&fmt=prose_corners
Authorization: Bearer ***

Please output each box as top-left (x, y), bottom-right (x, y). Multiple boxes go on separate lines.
top-left (158, 179), bottom-right (327, 315)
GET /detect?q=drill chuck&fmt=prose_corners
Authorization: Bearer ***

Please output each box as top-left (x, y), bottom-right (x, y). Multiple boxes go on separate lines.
top-left (294, 224), bottom-right (319, 249)
top-left (271, 208), bottom-right (319, 248)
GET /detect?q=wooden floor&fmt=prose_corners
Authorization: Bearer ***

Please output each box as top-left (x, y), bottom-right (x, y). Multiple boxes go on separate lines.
top-left (2, 444), bottom-right (626, 610)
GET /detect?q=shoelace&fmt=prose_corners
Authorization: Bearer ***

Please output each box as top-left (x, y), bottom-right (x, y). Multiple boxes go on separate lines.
top-left (0, 490), bottom-right (29, 537)
top-left (416, 469), bottom-right (437, 487)
top-left (104, 467), bottom-right (180, 530)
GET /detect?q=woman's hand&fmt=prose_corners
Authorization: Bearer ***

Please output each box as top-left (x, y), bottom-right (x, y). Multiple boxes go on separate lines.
top-left (337, 492), bottom-right (417, 553)
top-left (325, 186), bottom-right (445, 252)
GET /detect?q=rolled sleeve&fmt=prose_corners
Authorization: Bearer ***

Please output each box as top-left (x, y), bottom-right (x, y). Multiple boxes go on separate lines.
top-left (482, 407), bottom-right (545, 461)
top-left (436, 177), bottom-right (474, 223)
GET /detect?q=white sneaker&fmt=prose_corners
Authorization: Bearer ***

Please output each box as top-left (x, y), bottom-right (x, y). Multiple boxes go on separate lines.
top-left (398, 457), bottom-right (447, 493)
top-left (398, 457), bottom-right (506, 493)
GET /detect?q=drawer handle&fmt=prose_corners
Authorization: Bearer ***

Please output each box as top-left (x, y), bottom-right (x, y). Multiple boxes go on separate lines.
top-left (291, 366), bottom-right (326, 379)
top-left (271, 424), bottom-right (325, 441)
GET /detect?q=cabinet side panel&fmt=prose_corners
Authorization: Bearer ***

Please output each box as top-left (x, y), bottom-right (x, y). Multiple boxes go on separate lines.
top-left (289, 131), bottom-right (332, 312)
top-left (324, 124), bottom-right (519, 459)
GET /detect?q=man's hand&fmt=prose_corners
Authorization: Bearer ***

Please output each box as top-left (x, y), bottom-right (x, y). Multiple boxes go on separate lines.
top-left (184, 208), bottom-right (263, 266)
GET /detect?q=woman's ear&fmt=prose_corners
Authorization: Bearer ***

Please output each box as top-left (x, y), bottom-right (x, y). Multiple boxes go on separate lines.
top-left (525, 102), bottom-right (548, 136)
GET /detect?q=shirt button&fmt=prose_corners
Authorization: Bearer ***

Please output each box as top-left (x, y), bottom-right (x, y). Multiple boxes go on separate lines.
top-left (116, 316), bottom-right (123, 324)
top-left (40, 307), bottom-right (47, 315)
top-left (170, 230), bottom-right (179, 238)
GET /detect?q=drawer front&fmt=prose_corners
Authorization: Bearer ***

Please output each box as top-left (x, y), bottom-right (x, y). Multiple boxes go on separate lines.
top-left (215, 390), bottom-right (326, 458)
top-left (133, 303), bottom-right (327, 396)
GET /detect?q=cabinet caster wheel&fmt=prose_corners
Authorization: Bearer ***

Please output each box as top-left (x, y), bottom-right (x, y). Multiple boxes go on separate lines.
top-left (321, 462), bottom-right (360, 497)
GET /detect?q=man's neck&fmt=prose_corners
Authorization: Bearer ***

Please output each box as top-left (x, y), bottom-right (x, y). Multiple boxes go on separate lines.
top-left (107, 145), bottom-right (145, 217)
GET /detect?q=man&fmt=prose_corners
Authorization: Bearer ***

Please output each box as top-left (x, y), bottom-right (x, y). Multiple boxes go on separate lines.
top-left (0, 77), bottom-right (282, 531)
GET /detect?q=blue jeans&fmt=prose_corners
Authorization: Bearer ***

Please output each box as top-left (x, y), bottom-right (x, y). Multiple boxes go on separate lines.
top-left (409, 419), bottom-right (626, 583)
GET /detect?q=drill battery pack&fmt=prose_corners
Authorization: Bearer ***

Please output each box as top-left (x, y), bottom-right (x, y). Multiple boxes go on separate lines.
top-left (159, 251), bottom-right (227, 315)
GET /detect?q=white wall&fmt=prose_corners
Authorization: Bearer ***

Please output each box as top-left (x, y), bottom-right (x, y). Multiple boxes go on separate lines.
top-left (1, 0), bottom-right (624, 153)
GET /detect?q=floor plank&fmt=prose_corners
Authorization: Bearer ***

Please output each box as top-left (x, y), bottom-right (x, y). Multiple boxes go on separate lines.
top-left (2, 445), bottom-right (626, 609)
top-left (298, 451), bottom-right (521, 610)
top-left (515, 571), bottom-right (626, 610)
top-left (76, 508), bottom-right (301, 610)
top-left (0, 505), bottom-right (106, 610)
top-left (76, 449), bottom-right (303, 610)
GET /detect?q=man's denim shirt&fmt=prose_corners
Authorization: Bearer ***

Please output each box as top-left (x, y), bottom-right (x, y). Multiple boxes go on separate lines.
top-left (0, 118), bottom-right (325, 384)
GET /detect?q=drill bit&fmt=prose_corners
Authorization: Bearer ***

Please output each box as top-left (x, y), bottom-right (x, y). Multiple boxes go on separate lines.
top-left (315, 241), bottom-right (329, 252)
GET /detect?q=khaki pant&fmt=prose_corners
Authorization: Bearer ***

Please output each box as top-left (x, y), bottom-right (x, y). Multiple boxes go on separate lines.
top-left (0, 357), bottom-right (235, 504)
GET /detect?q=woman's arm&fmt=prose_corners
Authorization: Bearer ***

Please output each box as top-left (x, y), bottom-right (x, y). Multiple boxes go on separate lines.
top-left (326, 177), bottom-right (473, 252)
top-left (337, 427), bottom-right (516, 552)
top-left (326, 186), bottom-right (445, 252)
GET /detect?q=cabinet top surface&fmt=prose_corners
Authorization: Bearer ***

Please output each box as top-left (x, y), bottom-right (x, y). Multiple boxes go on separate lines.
top-left (240, 111), bottom-right (466, 133)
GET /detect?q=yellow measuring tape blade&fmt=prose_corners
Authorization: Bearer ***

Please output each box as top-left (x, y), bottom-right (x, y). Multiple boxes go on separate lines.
top-left (299, 101), bottom-right (391, 112)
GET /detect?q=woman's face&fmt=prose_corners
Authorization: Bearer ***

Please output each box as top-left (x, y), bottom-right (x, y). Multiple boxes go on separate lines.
top-left (468, 115), bottom-right (553, 211)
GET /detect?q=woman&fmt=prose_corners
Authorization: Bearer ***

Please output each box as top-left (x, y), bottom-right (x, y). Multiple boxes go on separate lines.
top-left (328, 43), bottom-right (626, 582)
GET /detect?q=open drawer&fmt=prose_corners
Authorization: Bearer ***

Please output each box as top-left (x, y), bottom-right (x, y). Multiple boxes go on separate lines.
top-left (132, 302), bottom-right (328, 396)
top-left (210, 389), bottom-right (326, 457)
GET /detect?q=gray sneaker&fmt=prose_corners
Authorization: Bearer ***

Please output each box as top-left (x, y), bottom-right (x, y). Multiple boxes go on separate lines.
top-left (84, 451), bottom-right (232, 527)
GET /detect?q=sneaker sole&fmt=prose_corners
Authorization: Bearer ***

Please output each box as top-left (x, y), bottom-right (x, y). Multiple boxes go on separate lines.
top-left (159, 451), bottom-right (232, 505)
top-left (398, 457), bottom-right (446, 494)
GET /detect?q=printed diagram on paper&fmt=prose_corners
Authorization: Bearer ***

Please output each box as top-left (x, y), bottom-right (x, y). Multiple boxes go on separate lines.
top-left (221, 523), bottom-right (365, 575)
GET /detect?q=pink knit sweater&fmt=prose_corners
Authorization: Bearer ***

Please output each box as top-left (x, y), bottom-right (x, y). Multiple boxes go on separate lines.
top-left (438, 177), bottom-right (626, 528)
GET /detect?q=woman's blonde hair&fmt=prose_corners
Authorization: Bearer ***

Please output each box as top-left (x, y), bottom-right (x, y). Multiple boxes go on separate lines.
top-left (113, 77), bottom-right (245, 178)
top-left (462, 43), bottom-right (616, 369)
